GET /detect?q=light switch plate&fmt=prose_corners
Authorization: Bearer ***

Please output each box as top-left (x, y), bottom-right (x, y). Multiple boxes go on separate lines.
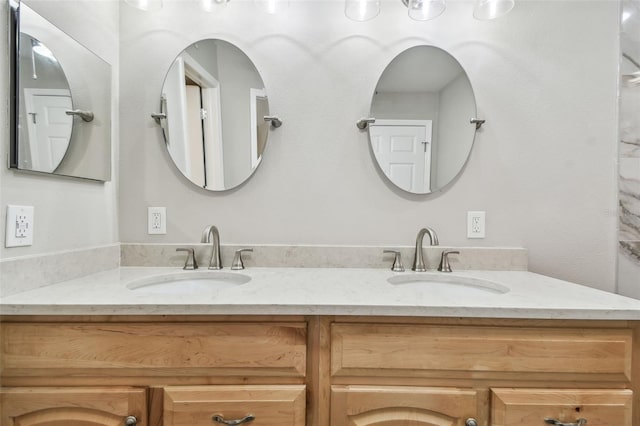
top-left (5, 205), bottom-right (34, 247)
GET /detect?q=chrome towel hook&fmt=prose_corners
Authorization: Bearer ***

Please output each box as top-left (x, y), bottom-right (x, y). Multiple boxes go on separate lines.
top-left (150, 113), bottom-right (166, 125)
top-left (264, 116), bottom-right (282, 128)
top-left (65, 109), bottom-right (94, 122)
top-left (356, 117), bottom-right (376, 130)
top-left (470, 118), bottom-right (486, 130)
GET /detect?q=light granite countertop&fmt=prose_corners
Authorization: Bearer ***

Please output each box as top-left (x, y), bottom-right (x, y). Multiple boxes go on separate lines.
top-left (2, 267), bottom-right (640, 319)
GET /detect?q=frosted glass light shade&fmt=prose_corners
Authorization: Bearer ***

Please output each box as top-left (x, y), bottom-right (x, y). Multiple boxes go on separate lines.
top-left (124, 0), bottom-right (163, 11)
top-left (407, 0), bottom-right (446, 21)
top-left (256, 0), bottom-right (290, 14)
top-left (473, 0), bottom-right (514, 20)
top-left (345, 0), bottom-right (380, 21)
top-left (201, 0), bottom-right (230, 12)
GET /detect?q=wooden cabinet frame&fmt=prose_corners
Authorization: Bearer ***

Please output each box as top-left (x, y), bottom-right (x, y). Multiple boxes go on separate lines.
top-left (1, 315), bottom-right (639, 426)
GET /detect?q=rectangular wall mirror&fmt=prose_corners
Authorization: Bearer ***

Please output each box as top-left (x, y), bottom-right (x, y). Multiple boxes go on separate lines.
top-left (8, 0), bottom-right (112, 182)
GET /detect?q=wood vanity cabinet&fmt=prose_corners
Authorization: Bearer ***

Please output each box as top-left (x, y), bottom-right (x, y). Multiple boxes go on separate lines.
top-left (0, 319), bottom-right (308, 426)
top-left (1, 316), bottom-right (639, 426)
top-left (328, 319), bottom-right (638, 426)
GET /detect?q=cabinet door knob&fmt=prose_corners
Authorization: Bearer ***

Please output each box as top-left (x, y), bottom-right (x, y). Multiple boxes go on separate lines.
top-left (465, 419), bottom-right (478, 426)
top-left (545, 418), bottom-right (587, 426)
top-left (212, 415), bottom-right (256, 425)
top-left (124, 416), bottom-right (137, 426)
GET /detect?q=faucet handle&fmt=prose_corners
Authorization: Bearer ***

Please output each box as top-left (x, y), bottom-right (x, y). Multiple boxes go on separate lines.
top-left (383, 250), bottom-right (405, 272)
top-left (438, 250), bottom-right (460, 273)
top-left (231, 248), bottom-right (253, 270)
top-left (176, 248), bottom-right (198, 270)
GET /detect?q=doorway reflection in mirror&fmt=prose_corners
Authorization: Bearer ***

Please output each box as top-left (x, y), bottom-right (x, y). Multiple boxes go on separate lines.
top-left (159, 39), bottom-right (272, 191)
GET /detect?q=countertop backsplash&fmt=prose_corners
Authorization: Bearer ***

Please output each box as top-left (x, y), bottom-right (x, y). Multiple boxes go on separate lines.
top-left (0, 244), bottom-right (120, 297)
top-left (120, 243), bottom-right (528, 271)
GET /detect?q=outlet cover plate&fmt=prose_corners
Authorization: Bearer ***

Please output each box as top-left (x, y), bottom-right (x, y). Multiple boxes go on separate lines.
top-left (5, 205), bottom-right (34, 247)
top-left (467, 211), bottom-right (486, 239)
top-left (148, 207), bottom-right (166, 235)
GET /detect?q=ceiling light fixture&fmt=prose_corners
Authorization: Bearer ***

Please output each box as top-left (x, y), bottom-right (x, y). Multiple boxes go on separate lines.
top-left (345, 0), bottom-right (380, 22)
top-left (404, 0), bottom-right (446, 21)
top-left (347, 0), bottom-right (514, 22)
top-left (201, 0), bottom-right (230, 12)
top-left (256, 0), bottom-right (289, 15)
top-left (124, 0), bottom-right (163, 11)
top-left (472, 0), bottom-right (514, 20)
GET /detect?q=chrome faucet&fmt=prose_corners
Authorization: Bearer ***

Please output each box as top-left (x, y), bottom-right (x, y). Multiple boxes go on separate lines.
top-left (412, 227), bottom-right (439, 272)
top-left (201, 225), bottom-right (222, 270)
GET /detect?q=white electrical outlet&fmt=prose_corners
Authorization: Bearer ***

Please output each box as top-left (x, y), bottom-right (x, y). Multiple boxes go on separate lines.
top-left (467, 211), bottom-right (485, 239)
top-left (147, 207), bottom-right (166, 235)
top-left (5, 205), bottom-right (34, 247)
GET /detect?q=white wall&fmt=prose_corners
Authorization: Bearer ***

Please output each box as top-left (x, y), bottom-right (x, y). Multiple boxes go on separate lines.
top-left (0, 0), bottom-right (119, 258)
top-left (117, 0), bottom-right (618, 291)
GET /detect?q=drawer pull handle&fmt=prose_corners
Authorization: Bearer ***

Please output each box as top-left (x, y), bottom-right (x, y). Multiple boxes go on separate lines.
top-left (212, 415), bottom-right (256, 425)
top-left (545, 418), bottom-right (587, 426)
top-left (124, 416), bottom-right (137, 426)
top-left (465, 419), bottom-right (478, 426)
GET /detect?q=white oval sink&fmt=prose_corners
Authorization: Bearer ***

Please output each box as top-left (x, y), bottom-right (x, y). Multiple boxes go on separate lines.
top-left (387, 273), bottom-right (509, 295)
top-left (126, 271), bottom-right (251, 295)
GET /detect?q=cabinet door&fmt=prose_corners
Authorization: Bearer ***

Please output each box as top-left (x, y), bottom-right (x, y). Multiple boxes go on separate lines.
top-left (331, 385), bottom-right (483, 426)
top-left (491, 388), bottom-right (632, 426)
top-left (0, 387), bottom-right (147, 426)
top-left (164, 385), bottom-right (305, 426)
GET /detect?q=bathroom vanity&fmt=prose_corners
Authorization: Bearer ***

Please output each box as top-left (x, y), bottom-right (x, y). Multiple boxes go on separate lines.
top-left (1, 267), bottom-right (640, 426)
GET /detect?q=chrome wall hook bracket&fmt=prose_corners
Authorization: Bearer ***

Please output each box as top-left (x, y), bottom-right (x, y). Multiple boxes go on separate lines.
top-left (264, 115), bottom-right (282, 128)
top-left (65, 109), bottom-right (94, 122)
top-left (150, 113), bottom-right (166, 125)
top-left (470, 118), bottom-right (486, 130)
top-left (356, 117), bottom-right (376, 130)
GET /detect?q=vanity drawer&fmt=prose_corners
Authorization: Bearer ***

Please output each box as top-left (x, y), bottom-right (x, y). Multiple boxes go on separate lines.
top-left (491, 388), bottom-right (633, 426)
top-left (331, 323), bottom-right (632, 381)
top-left (163, 385), bottom-right (305, 426)
top-left (1, 322), bottom-right (307, 379)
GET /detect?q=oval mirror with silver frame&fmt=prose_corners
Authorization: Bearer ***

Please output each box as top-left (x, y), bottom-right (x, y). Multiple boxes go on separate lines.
top-left (366, 46), bottom-right (479, 194)
top-left (155, 39), bottom-right (278, 191)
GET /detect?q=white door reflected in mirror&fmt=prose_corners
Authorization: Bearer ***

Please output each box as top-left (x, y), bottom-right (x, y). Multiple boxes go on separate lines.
top-left (23, 90), bottom-right (73, 173)
top-left (370, 120), bottom-right (432, 193)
